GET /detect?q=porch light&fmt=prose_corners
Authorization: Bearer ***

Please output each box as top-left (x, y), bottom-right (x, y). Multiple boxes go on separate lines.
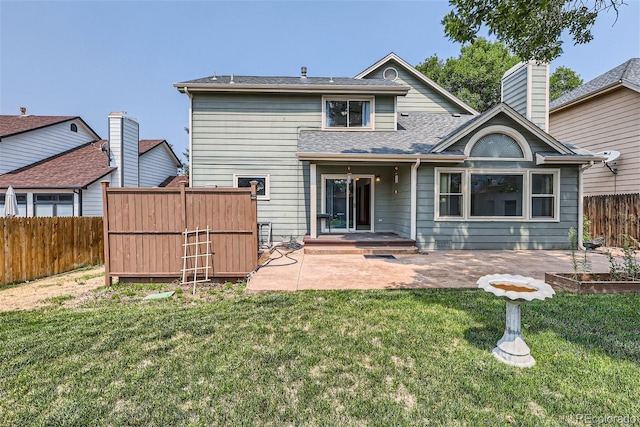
top-left (375, 175), bottom-right (381, 182)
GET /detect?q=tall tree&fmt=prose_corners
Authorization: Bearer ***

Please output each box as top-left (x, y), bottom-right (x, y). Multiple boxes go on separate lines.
top-left (416, 38), bottom-right (520, 112)
top-left (442, 0), bottom-right (627, 62)
top-left (549, 66), bottom-right (583, 100)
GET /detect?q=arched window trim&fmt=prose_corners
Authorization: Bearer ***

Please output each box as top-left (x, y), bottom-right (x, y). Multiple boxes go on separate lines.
top-left (464, 125), bottom-right (532, 161)
top-left (70, 123), bottom-right (78, 132)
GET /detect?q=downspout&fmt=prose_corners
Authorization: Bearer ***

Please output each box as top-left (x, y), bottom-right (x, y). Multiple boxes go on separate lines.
top-left (410, 158), bottom-right (421, 240)
top-left (184, 87), bottom-right (193, 187)
top-left (578, 161), bottom-right (595, 249)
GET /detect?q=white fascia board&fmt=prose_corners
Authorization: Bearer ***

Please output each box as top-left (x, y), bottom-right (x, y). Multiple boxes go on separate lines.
top-left (535, 152), bottom-right (607, 165)
top-left (297, 152), bottom-right (467, 162)
top-left (174, 83), bottom-right (409, 96)
top-left (354, 53), bottom-right (479, 115)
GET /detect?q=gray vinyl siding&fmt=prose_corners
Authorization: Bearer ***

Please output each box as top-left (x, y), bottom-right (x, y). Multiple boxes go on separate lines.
top-left (502, 63), bottom-right (548, 131)
top-left (415, 164), bottom-right (579, 250)
top-left (375, 96), bottom-right (396, 130)
top-left (549, 87), bottom-right (640, 196)
top-left (139, 144), bottom-right (179, 187)
top-left (191, 93), bottom-right (319, 239)
top-left (415, 116), bottom-right (579, 250)
top-left (0, 121), bottom-right (95, 174)
top-left (363, 60), bottom-right (471, 114)
top-left (530, 65), bottom-right (549, 131)
top-left (311, 164), bottom-right (405, 235)
top-left (122, 118), bottom-right (139, 187)
top-left (81, 174), bottom-right (113, 216)
top-left (502, 66), bottom-right (528, 116)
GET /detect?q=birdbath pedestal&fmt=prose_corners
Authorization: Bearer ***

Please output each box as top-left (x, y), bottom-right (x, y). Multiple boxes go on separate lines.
top-left (477, 274), bottom-right (555, 368)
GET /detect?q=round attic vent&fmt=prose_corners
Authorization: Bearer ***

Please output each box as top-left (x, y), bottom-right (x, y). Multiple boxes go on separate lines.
top-left (383, 67), bottom-right (398, 81)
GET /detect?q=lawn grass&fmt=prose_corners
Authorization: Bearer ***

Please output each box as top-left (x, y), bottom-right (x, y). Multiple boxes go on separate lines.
top-left (0, 286), bottom-right (638, 426)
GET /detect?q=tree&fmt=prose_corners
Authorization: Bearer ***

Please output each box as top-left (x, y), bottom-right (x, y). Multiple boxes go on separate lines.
top-left (443, 0), bottom-right (626, 62)
top-left (416, 38), bottom-right (520, 111)
top-left (181, 148), bottom-right (190, 177)
top-left (549, 66), bottom-right (583, 100)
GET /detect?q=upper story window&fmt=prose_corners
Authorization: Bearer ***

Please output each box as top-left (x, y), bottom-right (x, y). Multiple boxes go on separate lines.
top-left (323, 97), bottom-right (372, 129)
top-left (70, 123), bottom-right (78, 132)
top-left (465, 125), bottom-right (532, 161)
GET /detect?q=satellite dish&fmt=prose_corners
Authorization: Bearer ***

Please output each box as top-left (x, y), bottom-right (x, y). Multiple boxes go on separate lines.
top-left (597, 150), bottom-right (620, 163)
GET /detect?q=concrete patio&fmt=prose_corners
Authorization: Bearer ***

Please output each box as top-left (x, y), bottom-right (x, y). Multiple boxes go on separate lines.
top-left (247, 248), bottom-right (617, 292)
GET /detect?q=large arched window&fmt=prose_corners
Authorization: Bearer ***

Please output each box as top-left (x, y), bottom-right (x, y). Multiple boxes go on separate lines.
top-left (465, 125), bottom-right (532, 161)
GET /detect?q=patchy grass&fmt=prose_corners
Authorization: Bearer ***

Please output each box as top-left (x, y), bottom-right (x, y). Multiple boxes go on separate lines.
top-left (0, 288), bottom-right (638, 425)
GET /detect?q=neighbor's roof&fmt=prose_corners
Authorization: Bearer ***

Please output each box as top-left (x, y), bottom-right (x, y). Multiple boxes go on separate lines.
top-left (175, 75), bottom-right (410, 95)
top-left (0, 142), bottom-right (114, 190)
top-left (0, 115), bottom-right (101, 139)
top-left (297, 112), bottom-right (475, 159)
top-left (159, 175), bottom-right (189, 188)
top-left (137, 139), bottom-right (182, 166)
top-left (138, 139), bottom-right (166, 154)
top-left (550, 58), bottom-right (640, 111)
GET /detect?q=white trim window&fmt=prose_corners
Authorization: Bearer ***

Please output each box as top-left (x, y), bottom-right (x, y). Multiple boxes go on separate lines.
top-left (465, 125), bottom-right (533, 161)
top-left (34, 194), bottom-right (74, 217)
top-left (435, 168), bottom-right (560, 221)
top-left (233, 174), bottom-right (270, 200)
top-left (438, 171), bottom-right (464, 217)
top-left (323, 96), bottom-right (373, 129)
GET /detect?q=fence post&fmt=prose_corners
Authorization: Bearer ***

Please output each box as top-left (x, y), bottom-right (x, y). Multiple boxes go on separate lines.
top-left (180, 180), bottom-right (187, 231)
top-left (102, 181), bottom-right (112, 286)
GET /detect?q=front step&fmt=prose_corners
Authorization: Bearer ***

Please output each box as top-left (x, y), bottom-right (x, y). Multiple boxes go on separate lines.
top-left (304, 245), bottom-right (419, 255)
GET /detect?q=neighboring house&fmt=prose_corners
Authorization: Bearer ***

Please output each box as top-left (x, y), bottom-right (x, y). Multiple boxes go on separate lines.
top-left (0, 110), bottom-right (182, 217)
top-left (175, 53), bottom-right (602, 250)
top-left (548, 58), bottom-right (640, 197)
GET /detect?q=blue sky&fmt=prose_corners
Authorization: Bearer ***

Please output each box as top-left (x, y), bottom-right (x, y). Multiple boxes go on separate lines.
top-left (1, 0), bottom-right (639, 163)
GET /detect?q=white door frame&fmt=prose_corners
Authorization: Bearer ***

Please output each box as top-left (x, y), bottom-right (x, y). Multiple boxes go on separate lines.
top-left (320, 174), bottom-right (375, 233)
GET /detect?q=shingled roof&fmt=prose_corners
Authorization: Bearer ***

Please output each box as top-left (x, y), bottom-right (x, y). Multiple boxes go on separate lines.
top-left (0, 142), bottom-right (114, 189)
top-left (550, 58), bottom-right (640, 111)
top-left (298, 112), bottom-right (475, 157)
top-left (0, 115), bottom-right (78, 138)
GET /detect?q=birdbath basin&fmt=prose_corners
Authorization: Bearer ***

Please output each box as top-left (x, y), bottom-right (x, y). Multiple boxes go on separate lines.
top-left (477, 274), bottom-right (555, 368)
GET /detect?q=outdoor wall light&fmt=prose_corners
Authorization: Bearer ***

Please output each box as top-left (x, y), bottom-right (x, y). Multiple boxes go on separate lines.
top-left (375, 175), bottom-right (381, 182)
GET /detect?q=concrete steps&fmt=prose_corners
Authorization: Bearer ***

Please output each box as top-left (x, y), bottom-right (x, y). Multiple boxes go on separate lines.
top-left (303, 245), bottom-right (419, 255)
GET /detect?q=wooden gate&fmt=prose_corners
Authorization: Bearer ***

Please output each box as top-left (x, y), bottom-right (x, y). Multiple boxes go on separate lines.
top-left (102, 181), bottom-right (258, 285)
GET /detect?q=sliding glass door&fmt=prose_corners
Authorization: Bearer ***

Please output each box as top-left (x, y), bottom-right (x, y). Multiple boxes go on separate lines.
top-left (322, 175), bottom-right (373, 232)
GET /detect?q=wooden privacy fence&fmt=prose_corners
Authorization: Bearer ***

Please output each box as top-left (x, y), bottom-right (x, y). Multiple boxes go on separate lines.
top-left (102, 182), bottom-right (258, 285)
top-left (584, 193), bottom-right (640, 248)
top-left (1, 217), bottom-right (104, 287)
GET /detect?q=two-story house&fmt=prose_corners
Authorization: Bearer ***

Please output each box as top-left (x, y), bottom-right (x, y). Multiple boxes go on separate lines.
top-left (549, 58), bottom-right (640, 197)
top-left (0, 110), bottom-right (183, 217)
top-left (175, 53), bottom-right (603, 250)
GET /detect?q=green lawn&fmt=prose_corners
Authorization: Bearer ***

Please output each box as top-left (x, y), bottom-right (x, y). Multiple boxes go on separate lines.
top-left (1, 284), bottom-right (638, 426)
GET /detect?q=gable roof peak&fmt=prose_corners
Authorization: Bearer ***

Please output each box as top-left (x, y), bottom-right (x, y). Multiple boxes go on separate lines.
top-left (354, 52), bottom-right (479, 115)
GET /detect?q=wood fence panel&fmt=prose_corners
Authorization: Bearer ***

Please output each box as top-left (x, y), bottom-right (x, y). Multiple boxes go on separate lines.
top-left (1, 217), bottom-right (104, 286)
top-left (103, 182), bottom-right (258, 285)
top-left (584, 193), bottom-right (640, 248)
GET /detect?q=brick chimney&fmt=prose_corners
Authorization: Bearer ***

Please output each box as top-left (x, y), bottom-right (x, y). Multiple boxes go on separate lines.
top-left (501, 61), bottom-right (549, 132)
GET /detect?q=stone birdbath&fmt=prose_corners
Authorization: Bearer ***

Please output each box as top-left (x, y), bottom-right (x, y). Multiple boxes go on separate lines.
top-left (477, 274), bottom-right (555, 368)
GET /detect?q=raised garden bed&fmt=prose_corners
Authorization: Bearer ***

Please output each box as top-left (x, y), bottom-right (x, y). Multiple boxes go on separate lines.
top-left (545, 273), bottom-right (640, 294)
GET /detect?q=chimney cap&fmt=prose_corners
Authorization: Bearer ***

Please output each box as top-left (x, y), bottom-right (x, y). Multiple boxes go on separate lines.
top-left (301, 66), bottom-right (307, 78)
